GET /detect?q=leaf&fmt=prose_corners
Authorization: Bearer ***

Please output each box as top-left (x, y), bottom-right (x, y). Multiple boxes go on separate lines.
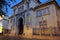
top-left (0, 0), bottom-right (16, 16)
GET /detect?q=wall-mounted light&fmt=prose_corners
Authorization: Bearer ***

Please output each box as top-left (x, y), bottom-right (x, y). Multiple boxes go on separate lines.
top-left (0, 25), bottom-right (3, 33)
top-left (0, 15), bottom-right (4, 20)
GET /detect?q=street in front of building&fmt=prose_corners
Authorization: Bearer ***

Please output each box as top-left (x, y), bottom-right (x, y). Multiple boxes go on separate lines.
top-left (0, 35), bottom-right (45, 40)
top-left (0, 35), bottom-right (60, 40)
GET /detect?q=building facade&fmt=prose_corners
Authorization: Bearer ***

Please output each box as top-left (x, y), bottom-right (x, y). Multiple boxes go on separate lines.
top-left (9, 0), bottom-right (60, 37)
top-left (0, 15), bottom-right (9, 34)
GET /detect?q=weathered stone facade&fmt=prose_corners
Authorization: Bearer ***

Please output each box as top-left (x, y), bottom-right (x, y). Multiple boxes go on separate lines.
top-left (9, 0), bottom-right (60, 38)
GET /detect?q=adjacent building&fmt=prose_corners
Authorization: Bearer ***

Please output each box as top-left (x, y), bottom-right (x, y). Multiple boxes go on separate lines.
top-left (0, 15), bottom-right (9, 34)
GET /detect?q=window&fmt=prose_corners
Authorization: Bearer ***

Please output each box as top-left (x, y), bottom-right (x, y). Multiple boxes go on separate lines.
top-left (18, 6), bottom-right (24, 13)
top-left (36, 7), bottom-right (49, 17)
top-left (39, 20), bottom-right (47, 35)
top-left (43, 20), bottom-right (47, 25)
top-left (26, 1), bottom-right (30, 9)
top-left (42, 8), bottom-right (49, 15)
top-left (39, 20), bottom-right (47, 29)
top-left (39, 21), bottom-right (42, 26)
top-left (45, 8), bottom-right (49, 14)
top-left (36, 10), bottom-right (42, 17)
top-left (53, 27), bottom-right (57, 34)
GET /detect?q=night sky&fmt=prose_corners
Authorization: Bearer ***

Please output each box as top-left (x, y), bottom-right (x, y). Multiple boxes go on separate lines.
top-left (6, 0), bottom-right (60, 16)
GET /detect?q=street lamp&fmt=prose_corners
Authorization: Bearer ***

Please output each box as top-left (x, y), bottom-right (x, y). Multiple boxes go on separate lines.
top-left (0, 15), bottom-right (4, 20)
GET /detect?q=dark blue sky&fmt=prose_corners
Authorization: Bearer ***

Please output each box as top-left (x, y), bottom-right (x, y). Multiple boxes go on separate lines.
top-left (6, 0), bottom-right (60, 16)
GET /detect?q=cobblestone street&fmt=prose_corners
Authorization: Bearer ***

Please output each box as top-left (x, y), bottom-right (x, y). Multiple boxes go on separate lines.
top-left (0, 35), bottom-right (60, 40)
top-left (0, 35), bottom-right (45, 40)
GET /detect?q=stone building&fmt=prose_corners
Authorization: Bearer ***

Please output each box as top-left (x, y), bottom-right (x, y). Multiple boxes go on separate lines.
top-left (9, 0), bottom-right (60, 37)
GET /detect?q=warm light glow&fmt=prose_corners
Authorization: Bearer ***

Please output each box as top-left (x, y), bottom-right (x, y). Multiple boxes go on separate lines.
top-left (2, 15), bottom-right (4, 18)
top-left (27, 15), bottom-right (30, 23)
top-left (0, 26), bottom-right (2, 33)
top-left (0, 16), bottom-right (3, 20)
top-left (0, 15), bottom-right (4, 20)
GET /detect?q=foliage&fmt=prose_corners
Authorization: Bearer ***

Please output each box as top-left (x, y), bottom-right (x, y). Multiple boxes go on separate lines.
top-left (0, 0), bottom-right (16, 16)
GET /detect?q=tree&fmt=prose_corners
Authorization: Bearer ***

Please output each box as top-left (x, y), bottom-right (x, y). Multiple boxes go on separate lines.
top-left (0, 0), bottom-right (16, 17)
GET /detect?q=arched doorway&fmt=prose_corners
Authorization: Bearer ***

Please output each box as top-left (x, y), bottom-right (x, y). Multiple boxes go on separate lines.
top-left (18, 17), bottom-right (24, 35)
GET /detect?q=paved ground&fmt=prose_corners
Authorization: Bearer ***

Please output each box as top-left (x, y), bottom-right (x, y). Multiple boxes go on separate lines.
top-left (0, 35), bottom-right (47, 40)
top-left (0, 35), bottom-right (60, 40)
